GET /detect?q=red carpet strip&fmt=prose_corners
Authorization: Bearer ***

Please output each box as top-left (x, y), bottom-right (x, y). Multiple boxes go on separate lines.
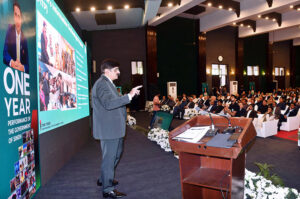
top-left (275, 130), bottom-right (298, 142)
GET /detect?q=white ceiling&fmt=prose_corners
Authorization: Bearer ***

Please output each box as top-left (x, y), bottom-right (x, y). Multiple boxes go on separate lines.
top-left (71, 0), bottom-right (300, 45)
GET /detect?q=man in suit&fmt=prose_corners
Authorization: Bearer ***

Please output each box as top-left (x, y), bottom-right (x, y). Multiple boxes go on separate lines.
top-left (206, 99), bottom-right (216, 112)
top-left (92, 59), bottom-right (142, 198)
top-left (278, 103), bottom-right (299, 131)
top-left (246, 104), bottom-right (258, 119)
top-left (3, 2), bottom-right (29, 73)
top-left (40, 21), bottom-right (49, 65)
top-left (213, 100), bottom-right (224, 114)
top-left (173, 96), bottom-right (187, 119)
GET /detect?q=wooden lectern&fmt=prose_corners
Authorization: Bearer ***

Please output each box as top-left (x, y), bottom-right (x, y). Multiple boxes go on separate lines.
top-left (169, 115), bottom-right (256, 199)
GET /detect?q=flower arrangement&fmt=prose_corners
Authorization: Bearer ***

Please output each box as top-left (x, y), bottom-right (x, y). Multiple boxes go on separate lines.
top-left (126, 115), bottom-right (136, 126)
top-left (161, 105), bottom-right (170, 112)
top-left (146, 128), bottom-right (300, 199)
top-left (183, 109), bottom-right (199, 120)
top-left (244, 169), bottom-right (300, 199)
top-left (147, 128), bottom-right (171, 152)
top-left (148, 103), bottom-right (153, 112)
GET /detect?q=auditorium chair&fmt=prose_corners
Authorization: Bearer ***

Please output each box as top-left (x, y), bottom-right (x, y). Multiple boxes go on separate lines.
top-left (253, 114), bottom-right (279, 138)
top-left (280, 110), bottom-right (300, 131)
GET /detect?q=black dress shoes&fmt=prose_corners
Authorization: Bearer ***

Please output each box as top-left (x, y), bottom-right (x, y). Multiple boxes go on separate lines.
top-left (97, 179), bottom-right (119, 186)
top-left (103, 189), bottom-right (126, 198)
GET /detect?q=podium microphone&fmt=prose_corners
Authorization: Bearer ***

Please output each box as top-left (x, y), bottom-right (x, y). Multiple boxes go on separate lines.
top-left (217, 113), bottom-right (235, 134)
top-left (206, 112), bottom-right (219, 137)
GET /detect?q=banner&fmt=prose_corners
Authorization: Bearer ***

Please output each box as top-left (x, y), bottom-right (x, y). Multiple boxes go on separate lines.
top-left (0, 1), bottom-right (40, 198)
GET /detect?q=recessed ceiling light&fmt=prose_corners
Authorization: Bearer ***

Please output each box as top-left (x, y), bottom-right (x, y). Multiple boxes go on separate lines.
top-left (90, 7), bottom-right (95, 11)
top-left (265, 16), bottom-right (269, 20)
top-left (207, 2), bottom-right (212, 7)
top-left (247, 25), bottom-right (250, 28)
top-left (233, 22), bottom-right (236, 25)
top-left (218, 5), bottom-right (223, 9)
top-left (76, 7), bottom-right (80, 12)
top-left (272, 18), bottom-right (276, 21)
top-left (290, 5), bottom-right (294, 9)
top-left (124, 4), bottom-right (130, 9)
top-left (168, 2), bottom-right (173, 7)
top-left (240, 23), bottom-right (244, 27)
top-left (297, 8), bottom-right (300, 11)
top-left (258, 15), bottom-right (261, 18)
top-left (107, 5), bottom-right (113, 10)
top-left (228, 7), bottom-right (233, 11)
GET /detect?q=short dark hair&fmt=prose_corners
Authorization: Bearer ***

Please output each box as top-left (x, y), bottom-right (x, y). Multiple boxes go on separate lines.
top-left (101, 59), bottom-right (119, 73)
top-left (13, 2), bottom-right (21, 14)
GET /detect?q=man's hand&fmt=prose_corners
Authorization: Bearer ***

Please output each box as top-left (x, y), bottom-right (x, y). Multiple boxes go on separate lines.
top-left (129, 85), bottom-right (142, 98)
top-left (11, 60), bottom-right (24, 72)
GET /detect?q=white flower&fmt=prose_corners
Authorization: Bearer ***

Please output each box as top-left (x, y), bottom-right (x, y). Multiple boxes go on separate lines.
top-left (161, 105), bottom-right (170, 112)
top-left (244, 169), bottom-right (300, 199)
top-left (127, 115), bottom-right (136, 126)
top-left (147, 128), bottom-right (172, 152)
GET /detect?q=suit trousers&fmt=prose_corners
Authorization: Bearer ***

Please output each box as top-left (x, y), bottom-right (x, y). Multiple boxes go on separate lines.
top-left (100, 138), bottom-right (123, 193)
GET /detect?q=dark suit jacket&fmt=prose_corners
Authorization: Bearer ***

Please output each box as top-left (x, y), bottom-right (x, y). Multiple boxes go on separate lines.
top-left (214, 105), bottom-right (224, 114)
top-left (40, 32), bottom-right (49, 64)
top-left (246, 110), bottom-right (258, 118)
top-left (284, 108), bottom-right (299, 117)
top-left (207, 104), bottom-right (217, 112)
top-left (3, 24), bottom-right (29, 73)
top-left (92, 75), bottom-right (130, 140)
top-left (239, 108), bottom-right (247, 117)
top-left (186, 101), bottom-right (195, 109)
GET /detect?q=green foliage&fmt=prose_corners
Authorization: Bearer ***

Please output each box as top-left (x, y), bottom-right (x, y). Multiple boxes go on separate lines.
top-left (285, 188), bottom-right (298, 199)
top-left (254, 162), bottom-right (285, 187)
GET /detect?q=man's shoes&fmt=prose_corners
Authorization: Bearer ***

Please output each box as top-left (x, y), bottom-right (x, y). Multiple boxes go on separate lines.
top-left (103, 189), bottom-right (126, 198)
top-left (97, 179), bottom-right (119, 186)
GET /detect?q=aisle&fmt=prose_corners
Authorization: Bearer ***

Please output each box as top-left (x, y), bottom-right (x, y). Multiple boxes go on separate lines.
top-left (35, 127), bottom-right (181, 199)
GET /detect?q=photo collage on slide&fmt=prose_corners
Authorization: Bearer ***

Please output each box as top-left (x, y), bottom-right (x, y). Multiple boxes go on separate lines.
top-left (8, 130), bottom-right (36, 199)
top-left (37, 12), bottom-right (77, 112)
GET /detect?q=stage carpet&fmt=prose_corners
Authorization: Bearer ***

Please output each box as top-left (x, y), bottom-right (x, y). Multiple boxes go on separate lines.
top-left (275, 130), bottom-right (298, 142)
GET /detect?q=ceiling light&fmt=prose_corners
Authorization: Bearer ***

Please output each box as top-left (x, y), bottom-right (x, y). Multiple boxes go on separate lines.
top-left (240, 23), bottom-right (244, 27)
top-left (207, 2), bottom-right (212, 7)
top-left (272, 18), bottom-right (276, 21)
top-left (298, 8), bottom-right (300, 11)
top-left (258, 15), bottom-right (261, 18)
top-left (218, 5), bottom-right (223, 9)
top-left (290, 5), bottom-right (294, 9)
top-left (107, 5), bottom-right (113, 10)
top-left (76, 7), bottom-right (80, 12)
top-left (233, 22), bottom-right (236, 25)
top-left (228, 7), bottom-right (233, 11)
top-left (168, 2), bottom-right (173, 7)
top-left (247, 25), bottom-right (250, 28)
top-left (265, 16), bottom-right (269, 20)
top-left (124, 4), bottom-right (130, 9)
top-left (90, 7), bottom-right (95, 11)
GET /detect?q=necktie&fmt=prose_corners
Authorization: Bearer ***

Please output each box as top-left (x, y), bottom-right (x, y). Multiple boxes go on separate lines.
top-left (17, 35), bottom-right (20, 61)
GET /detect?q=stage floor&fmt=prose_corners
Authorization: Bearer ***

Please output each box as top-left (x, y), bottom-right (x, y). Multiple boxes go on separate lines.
top-left (35, 111), bottom-right (300, 198)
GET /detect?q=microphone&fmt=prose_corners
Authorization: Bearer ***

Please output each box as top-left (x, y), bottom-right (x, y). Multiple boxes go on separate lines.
top-left (205, 112), bottom-right (219, 137)
top-left (217, 113), bottom-right (235, 134)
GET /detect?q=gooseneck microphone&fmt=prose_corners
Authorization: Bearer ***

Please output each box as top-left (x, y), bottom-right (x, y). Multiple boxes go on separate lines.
top-left (206, 112), bottom-right (219, 137)
top-left (217, 113), bottom-right (235, 134)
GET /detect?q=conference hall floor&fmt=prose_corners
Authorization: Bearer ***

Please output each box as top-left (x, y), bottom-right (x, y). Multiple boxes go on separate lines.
top-left (35, 111), bottom-right (300, 199)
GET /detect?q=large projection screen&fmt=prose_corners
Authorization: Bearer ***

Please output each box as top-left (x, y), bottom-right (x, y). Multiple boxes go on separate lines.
top-left (36, 0), bottom-right (89, 134)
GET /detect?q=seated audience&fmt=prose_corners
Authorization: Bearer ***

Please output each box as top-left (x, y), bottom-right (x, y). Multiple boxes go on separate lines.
top-left (278, 103), bottom-right (299, 131)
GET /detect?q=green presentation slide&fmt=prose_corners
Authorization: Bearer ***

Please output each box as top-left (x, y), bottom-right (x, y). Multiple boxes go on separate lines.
top-left (36, 0), bottom-right (90, 134)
